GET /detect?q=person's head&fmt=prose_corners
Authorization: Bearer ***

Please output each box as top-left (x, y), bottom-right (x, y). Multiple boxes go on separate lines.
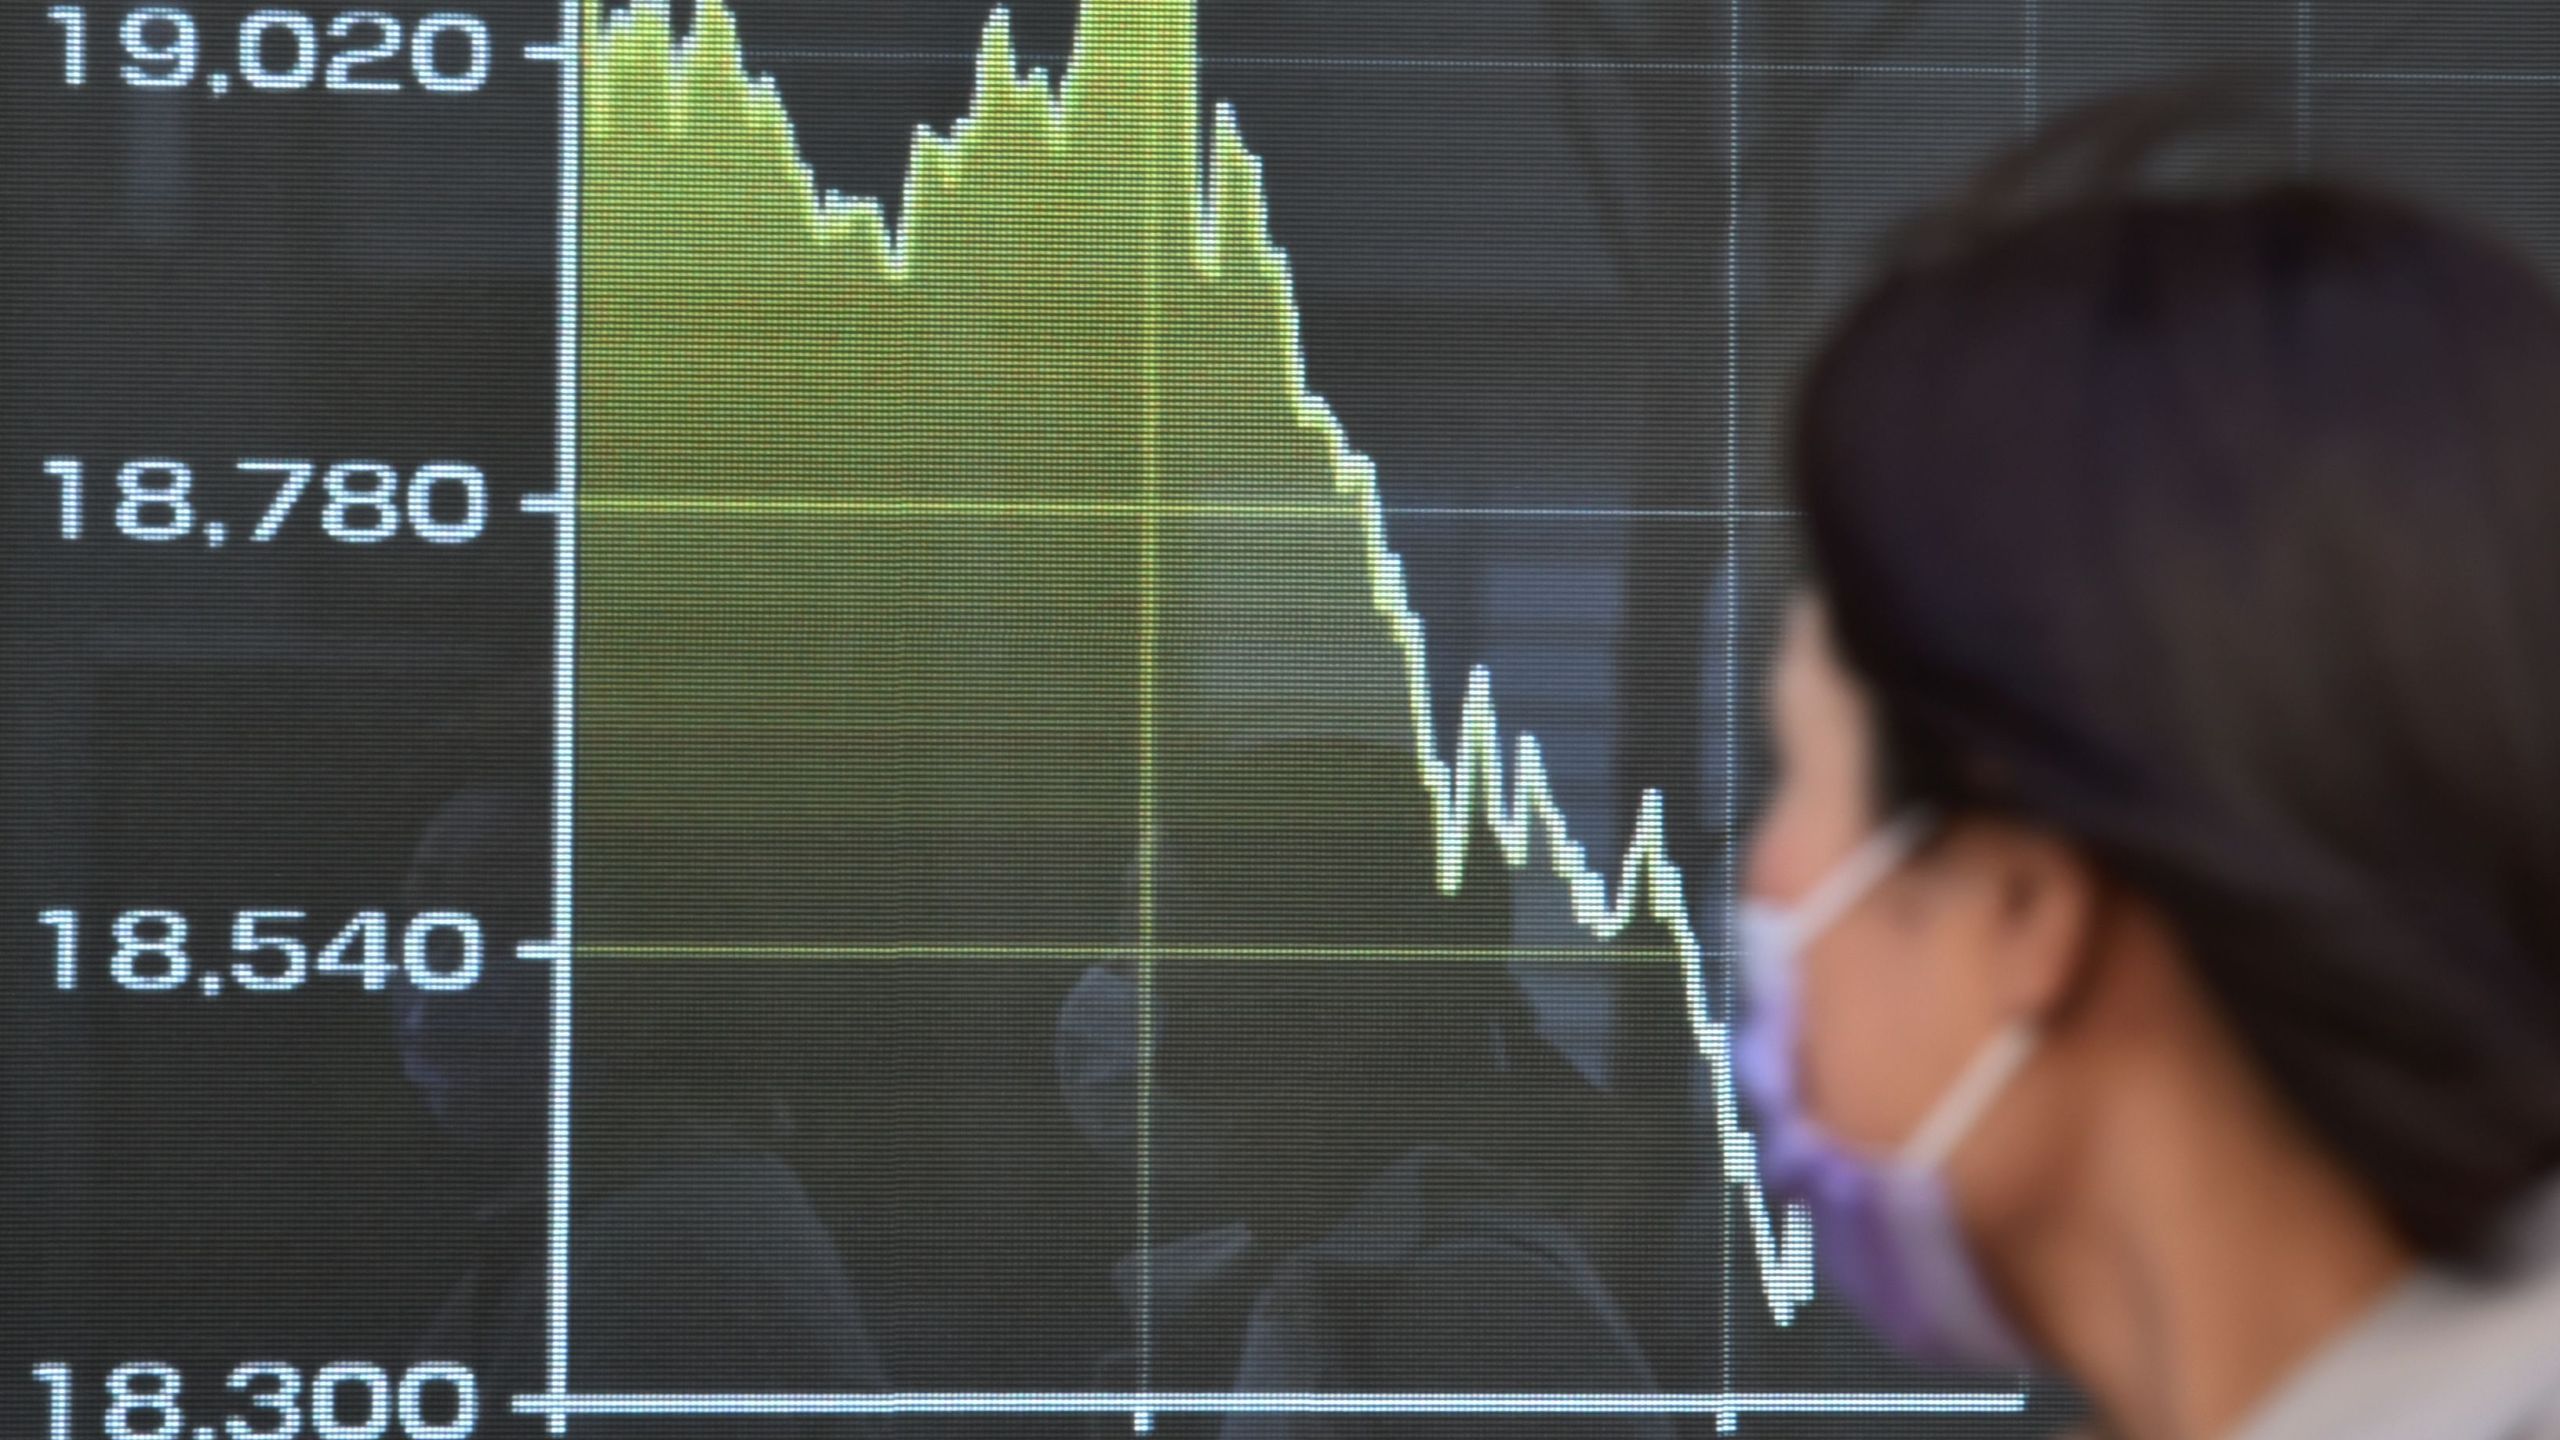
top-left (397, 785), bottom-right (550, 1156)
top-left (1748, 92), bottom-right (2560, 1340)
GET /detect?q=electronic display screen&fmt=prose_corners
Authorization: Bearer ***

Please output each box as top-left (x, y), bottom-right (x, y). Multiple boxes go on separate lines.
top-left (5, 2), bottom-right (2553, 1436)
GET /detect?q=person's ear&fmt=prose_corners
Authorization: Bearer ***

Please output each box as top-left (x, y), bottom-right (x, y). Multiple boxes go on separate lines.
top-left (1935, 817), bottom-right (2103, 1024)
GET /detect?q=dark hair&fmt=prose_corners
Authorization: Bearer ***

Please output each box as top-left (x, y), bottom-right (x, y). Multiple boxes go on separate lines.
top-left (1792, 89), bottom-right (2560, 1258)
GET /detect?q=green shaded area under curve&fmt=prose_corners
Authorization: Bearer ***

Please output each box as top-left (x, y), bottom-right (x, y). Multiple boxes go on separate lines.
top-left (575, 0), bottom-right (1817, 1319)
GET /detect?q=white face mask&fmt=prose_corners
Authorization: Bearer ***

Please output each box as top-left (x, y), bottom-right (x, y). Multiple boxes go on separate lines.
top-left (1733, 810), bottom-right (2043, 1369)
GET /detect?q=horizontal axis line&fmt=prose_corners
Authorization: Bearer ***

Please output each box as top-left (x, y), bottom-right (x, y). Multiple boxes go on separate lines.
top-left (512, 1391), bottom-right (2033, 1418)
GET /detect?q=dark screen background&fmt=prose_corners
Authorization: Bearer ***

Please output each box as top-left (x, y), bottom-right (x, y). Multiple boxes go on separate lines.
top-left (5, 2), bottom-right (2556, 1437)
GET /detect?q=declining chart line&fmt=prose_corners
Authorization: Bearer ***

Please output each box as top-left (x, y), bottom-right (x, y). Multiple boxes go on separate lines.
top-left (581, 0), bottom-right (1818, 1329)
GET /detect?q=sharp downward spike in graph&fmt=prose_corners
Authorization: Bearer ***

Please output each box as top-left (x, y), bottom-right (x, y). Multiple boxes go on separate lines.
top-left (581, 0), bottom-right (1817, 1321)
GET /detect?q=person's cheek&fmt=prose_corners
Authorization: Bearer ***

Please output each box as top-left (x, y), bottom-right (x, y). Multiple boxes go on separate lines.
top-left (1792, 938), bottom-right (1858, 1138)
top-left (1747, 776), bottom-right (1828, 904)
top-left (1797, 926), bottom-right (1922, 1151)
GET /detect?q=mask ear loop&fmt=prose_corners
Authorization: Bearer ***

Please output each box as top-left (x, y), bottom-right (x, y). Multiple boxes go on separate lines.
top-left (1776, 807), bottom-right (2041, 1172)
top-left (1901, 1022), bottom-right (2041, 1171)
top-left (1788, 808), bottom-right (1940, 944)
top-left (1738, 808), bottom-right (1936, 1018)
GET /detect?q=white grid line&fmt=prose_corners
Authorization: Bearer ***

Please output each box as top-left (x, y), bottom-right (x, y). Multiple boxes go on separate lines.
top-left (1719, 0), bottom-right (1747, 1430)
top-left (745, 49), bottom-right (2034, 77)
top-left (2295, 0), bottom-right (2314, 172)
top-left (2022, 0), bottom-right (2040, 125)
top-left (742, 46), bottom-right (2560, 90)
top-left (1386, 505), bottom-right (1797, 521)
top-left (2316, 69), bottom-right (2560, 86)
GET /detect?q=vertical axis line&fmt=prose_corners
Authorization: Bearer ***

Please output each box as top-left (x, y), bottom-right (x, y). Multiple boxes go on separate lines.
top-left (1719, 0), bottom-right (1744, 1431)
top-left (545, 2), bottom-right (584, 1433)
top-left (1132, 121), bottom-right (1166, 1440)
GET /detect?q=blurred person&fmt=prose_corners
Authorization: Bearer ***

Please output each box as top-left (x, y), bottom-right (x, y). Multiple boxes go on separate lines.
top-left (398, 786), bottom-right (889, 1438)
top-left (1059, 739), bottom-right (1673, 1439)
top-left (1735, 94), bottom-right (2560, 1440)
